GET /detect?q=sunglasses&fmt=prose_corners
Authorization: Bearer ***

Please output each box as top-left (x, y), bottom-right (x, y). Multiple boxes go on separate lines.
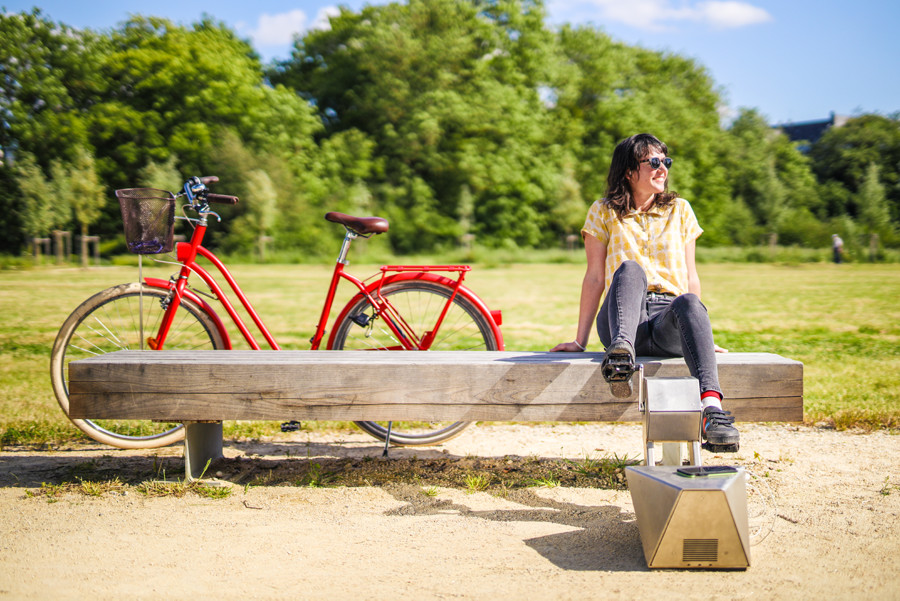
top-left (640, 157), bottom-right (673, 170)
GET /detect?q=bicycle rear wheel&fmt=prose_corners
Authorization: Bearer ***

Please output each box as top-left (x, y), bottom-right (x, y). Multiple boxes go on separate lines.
top-left (330, 280), bottom-right (499, 446)
top-left (50, 282), bottom-right (225, 449)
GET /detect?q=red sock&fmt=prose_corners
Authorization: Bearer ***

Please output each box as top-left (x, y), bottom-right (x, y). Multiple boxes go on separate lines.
top-left (701, 390), bottom-right (722, 410)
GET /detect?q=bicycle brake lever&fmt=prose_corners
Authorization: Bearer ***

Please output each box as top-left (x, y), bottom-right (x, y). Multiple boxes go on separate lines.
top-left (201, 209), bottom-right (222, 222)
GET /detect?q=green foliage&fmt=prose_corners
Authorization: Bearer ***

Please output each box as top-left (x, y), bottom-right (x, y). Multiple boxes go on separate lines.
top-left (809, 114), bottom-right (900, 219)
top-left (1, 3), bottom-right (899, 257)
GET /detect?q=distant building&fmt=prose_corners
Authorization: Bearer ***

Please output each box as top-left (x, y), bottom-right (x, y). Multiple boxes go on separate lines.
top-left (776, 112), bottom-right (850, 152)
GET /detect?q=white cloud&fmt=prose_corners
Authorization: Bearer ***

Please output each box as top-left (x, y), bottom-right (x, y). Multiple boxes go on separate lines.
top-left (560, 0), bottom-right (772, 31)
top-left (249, 9), bottom-right (307, 47)
top-left (310, 6), bottom-right (341, 32)
top-left (247, 7), bottom-right (340, 48)
top-left (697, 1), bottom-right (772, 29)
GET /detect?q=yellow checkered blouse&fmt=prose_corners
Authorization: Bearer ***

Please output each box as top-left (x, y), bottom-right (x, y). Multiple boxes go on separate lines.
top-left (582, 197), bottom-right (703, 297)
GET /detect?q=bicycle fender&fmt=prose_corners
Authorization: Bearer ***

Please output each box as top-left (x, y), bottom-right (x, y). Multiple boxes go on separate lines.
top-left (143, 277), bottom-right (233, 348)
top-left (326, 272), bottom-right (504, 350)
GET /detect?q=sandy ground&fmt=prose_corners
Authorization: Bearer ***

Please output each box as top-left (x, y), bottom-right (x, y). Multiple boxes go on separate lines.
top-left (1, 423), bottom-right (899, 601)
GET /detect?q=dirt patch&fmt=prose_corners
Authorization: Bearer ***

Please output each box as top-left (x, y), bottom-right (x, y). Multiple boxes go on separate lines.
top-left (1, 423), bottom-right (899, 600)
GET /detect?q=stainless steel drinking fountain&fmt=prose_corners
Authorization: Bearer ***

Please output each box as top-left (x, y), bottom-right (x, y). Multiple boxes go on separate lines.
top-left (626, 465), bottom-right (750, 569)
top-left (626, 372), bottom-right (750, 569)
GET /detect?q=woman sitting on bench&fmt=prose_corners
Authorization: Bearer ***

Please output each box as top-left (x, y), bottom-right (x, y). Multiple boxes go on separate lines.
top-left (551, 133), bottom-right (739, 450)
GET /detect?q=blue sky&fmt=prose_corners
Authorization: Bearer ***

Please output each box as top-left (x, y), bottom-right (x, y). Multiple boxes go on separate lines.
top-left (5, 0), bottom-right (898, 125)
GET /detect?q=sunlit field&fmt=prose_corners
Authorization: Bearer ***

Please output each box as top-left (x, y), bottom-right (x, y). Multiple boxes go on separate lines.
top-left (1, 260), bottom-right (898, 444)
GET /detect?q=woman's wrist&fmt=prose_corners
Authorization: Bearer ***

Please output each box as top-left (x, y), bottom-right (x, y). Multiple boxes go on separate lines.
top-left (572, 340), bottom-right (586, 351)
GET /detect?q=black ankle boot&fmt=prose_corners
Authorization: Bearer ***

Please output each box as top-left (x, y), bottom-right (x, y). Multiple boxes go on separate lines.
top-left (601, 340), bottom-right (636, 398)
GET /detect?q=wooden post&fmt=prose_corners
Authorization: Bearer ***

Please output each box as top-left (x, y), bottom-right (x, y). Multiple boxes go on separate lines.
top-left (53, 230), bottom-right (71, 264)
top-left (32, 237), bottom-right (50, 264)
top-left (79, 235), bottom-right (101, 267)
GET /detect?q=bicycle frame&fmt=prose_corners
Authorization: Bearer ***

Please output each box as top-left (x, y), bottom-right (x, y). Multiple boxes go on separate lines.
top-left (145, 208), bottom-right (503, 353)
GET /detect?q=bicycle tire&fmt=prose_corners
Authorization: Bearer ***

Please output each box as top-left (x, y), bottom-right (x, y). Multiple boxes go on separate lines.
top-left (50, 282), bottom-right (225, 449)
top-left (330, 280), bottom-right (499, 446)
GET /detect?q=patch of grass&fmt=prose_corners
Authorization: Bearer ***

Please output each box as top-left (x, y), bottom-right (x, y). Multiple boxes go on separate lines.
top-left (294, 462), bottom-right (335, 488)
top-left (2, 262), bottom-right (899, 443)
top-left (135, 479), bottom-right (232, 499)
top-left (879, 477), bottom-right (899, 496)
top-left (527, 475), bottom-right (561, 488)
top-left (564, 453), bottom-right (638, 489)
top-left (464, 472), bottom-right (492, 493)
top-left (1, 421), bottom-right (87, 447)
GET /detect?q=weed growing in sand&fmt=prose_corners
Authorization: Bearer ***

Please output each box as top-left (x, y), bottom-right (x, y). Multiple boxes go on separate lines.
top-left (422, 486), bottom-right (439, 497)
top-left (295, 462), bottom-right (335, 488)
top-left (879, 477), bottom-right (898, 496)
top-left (528, 475), bottom-right (561, 488)
top-left (564, 453), bottom-right (638, 488)
top-left (464, 473), bottom-right (491, 493)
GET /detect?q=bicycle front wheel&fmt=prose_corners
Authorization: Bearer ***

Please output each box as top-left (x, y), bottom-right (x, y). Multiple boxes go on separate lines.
top-left (330, 280), bottom-right (499, 446)
top-left (50, 282), bottom-right (225, 449)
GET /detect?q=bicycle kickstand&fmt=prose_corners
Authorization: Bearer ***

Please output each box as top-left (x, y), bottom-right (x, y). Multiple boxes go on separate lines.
top-left (382, 421), bottom-right (393, 458)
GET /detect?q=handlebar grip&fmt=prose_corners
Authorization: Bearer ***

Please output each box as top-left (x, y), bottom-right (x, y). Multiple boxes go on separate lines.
top-left (206, 193), bottom-right (239, 205)
top-left (200, 176), bottom-right (219, 185)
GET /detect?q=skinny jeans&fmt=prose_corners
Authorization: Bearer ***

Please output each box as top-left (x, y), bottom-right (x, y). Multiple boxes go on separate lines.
top-left (596, 260), bottom-right (722, 397)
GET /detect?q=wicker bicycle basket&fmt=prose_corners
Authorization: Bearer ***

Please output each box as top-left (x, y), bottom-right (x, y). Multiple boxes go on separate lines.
top-left (116, 188), bottom-right (176, 254)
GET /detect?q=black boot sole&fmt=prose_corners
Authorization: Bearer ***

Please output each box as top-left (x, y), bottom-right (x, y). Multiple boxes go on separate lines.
top-left (702, 442), bottom-right (740, 453)
top-left (601, 351), bottom-right (636, 398)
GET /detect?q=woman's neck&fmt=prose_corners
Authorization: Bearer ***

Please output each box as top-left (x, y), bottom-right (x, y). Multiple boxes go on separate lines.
top-left (634, 192), bottom-right (655, 212)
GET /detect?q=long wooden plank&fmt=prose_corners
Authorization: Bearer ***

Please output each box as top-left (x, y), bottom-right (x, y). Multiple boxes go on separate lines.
top-left (68, 351), bottom-right (803, 422)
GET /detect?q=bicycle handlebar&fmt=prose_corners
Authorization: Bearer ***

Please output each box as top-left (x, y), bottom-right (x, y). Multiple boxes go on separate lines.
top-left (179, 176), bottom-right (239, 206)
top-left (206, 193), bottom-right (239, 205)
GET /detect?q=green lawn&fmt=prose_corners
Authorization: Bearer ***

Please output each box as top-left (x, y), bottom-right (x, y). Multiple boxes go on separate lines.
top-left (1, 260), bottom-right (898, 444)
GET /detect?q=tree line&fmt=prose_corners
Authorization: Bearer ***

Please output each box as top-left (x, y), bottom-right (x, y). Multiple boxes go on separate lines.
top-left (1, 1), bottom-right (898, 262)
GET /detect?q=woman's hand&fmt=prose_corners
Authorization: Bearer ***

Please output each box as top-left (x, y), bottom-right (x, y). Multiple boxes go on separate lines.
top-left (550, 341), bottom-right (585, 352)
top-left (714, 344), bottom-right (729, 353)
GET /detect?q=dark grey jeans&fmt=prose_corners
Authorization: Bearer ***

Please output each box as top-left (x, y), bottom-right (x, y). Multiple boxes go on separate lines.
top-left (596, 260), bottom-right (722, 396)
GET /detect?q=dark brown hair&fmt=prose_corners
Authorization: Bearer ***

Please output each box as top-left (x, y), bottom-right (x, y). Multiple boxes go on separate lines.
top-left (604, 133), bottom-right (677, 218)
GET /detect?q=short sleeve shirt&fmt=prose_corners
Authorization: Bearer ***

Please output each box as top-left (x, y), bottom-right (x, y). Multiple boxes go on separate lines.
top-left (582, 197), bottom-right (703, 297)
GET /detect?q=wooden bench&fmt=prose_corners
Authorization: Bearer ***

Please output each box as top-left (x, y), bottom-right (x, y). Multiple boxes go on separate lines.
top-left (68, 351), bottom-right (802, 478)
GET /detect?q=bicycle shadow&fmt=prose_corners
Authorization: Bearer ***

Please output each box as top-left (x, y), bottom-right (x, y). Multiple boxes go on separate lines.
top-left (381, 483), bottom-right (646, 572)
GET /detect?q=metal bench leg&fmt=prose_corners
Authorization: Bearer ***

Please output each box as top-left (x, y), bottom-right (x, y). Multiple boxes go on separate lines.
top-left (183, 421), bottom-right (223, 481)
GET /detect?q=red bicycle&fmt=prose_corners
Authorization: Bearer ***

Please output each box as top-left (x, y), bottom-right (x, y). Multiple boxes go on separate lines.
top-left (50, 176), bottom-right (503, 449)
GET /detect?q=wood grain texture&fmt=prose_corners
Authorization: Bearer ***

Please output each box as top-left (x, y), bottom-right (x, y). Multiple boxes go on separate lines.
top-left (68, 351), bottom-right (803, 422)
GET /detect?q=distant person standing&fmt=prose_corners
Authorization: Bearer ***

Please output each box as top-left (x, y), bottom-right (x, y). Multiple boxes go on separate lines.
top-left (832, 234), bottom-right (844, 264)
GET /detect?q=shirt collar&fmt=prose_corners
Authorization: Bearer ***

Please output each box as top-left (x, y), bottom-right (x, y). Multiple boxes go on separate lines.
top-left (623, 202), bottom-right (669, 218)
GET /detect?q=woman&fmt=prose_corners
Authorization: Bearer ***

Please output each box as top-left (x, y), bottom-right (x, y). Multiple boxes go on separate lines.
top-left (551, 133), bottom-right (739, 449)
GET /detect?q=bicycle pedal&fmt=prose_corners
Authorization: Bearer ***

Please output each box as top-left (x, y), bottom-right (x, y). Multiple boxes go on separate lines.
top-left (280, 420), bottom-right (302, 432)
top-left (350, 313), bottom-right (371, 327)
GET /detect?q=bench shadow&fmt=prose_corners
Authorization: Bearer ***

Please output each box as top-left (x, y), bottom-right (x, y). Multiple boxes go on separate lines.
top-left (0, 442), bottom-right (647, 570)
top-left (382, 483), bottom-right (647, 572)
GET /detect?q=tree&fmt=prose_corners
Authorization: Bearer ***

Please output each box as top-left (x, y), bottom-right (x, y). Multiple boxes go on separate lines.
top-left (272, 0), bottom-right (570, 250)
top-left (138, 155), bottom-right (181, 192)
top-left (14, 155), bottom-right (58, 248)
top-left (55, 148), bottom-right (106, 266)
top-left (809, 114), bottom-right (900, 222)
top-left (244, 170), bottom-right (277, 261)
top-left (856, 163), bottom-right (894, 258)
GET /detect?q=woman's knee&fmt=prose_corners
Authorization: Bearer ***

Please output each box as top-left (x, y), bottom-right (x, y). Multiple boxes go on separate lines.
top-left (672, 293), bottom-right (708, 319)
top-left (615, 260), bottom-right (643, 276)
top-left (611, 260), bottom-right (647, 286)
